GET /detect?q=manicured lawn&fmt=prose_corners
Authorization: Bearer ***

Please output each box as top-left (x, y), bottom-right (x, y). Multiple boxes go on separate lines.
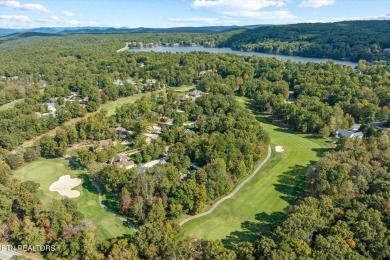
top-left (181, 102), bottom-right (332, 246)
top-left (104, 85), bottom-right (194, 116)
top-left (12, 159), bottom-right (133, 240)
top-left (104, 92), bottom-right (152, 116)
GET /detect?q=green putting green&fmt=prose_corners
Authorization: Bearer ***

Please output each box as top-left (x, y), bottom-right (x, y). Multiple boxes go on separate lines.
top-left (181, 105), bottom-right (332, 245)
top-left (13, 159), bottom-right (133, 240)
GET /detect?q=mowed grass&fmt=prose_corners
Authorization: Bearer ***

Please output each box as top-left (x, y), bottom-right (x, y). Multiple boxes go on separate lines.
top-left (181, 104), bottom-right (332, 245)
top-left (105, 85), bottom-right (195, 116)
top-left (13, 159), bottom-right (133, 240)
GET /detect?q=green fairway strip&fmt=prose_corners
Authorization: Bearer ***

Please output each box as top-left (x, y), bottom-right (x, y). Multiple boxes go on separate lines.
top-left (181, 103), bottom-right (331, 245)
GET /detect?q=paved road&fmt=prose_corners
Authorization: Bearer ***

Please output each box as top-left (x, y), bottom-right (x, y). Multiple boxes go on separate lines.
top-left (0, 249), bottom-right (21, 260)
top-left (180, 145), bottom-right (272, 226)
top-left (0, 246), bottom-right (37, 260)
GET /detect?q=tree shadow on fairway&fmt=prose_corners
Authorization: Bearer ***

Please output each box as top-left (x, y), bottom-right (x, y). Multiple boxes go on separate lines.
top-left (311, 147), bottom-right (334, 157)
top-left (102, 193), bottom-right (121, 213)
top-left (80, 174), bottom-right (99, 195)
top-left (274, 164), bottom-right (308, 205)
top-left (222, 211), bottom-right (286, 249)
top-left (273, 127), bottom-right (294, 134)
top-left (222, 164), bottom-right (311, 249)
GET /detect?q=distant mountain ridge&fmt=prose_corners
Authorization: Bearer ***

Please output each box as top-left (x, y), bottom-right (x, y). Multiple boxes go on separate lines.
top-left (0, 25), bottom-right (262, 37)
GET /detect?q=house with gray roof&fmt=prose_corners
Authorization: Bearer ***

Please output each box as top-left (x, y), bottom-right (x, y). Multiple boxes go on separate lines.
top-left (335, 126), bottom-right (364, 139)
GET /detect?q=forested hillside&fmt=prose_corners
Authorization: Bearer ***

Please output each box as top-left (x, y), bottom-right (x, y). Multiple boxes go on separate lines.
top-left (0, 32), bottom-right (389, 259)
top-left (220, 20), bottom-right (390, 61)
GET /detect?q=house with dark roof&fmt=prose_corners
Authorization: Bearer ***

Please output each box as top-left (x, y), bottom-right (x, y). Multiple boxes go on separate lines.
top-left (114, 126), bottom-right (132, 139)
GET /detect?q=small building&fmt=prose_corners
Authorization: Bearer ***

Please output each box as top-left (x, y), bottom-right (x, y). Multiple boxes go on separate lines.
top-left (46, 103), bottom-right (57, 116)
top-left (113, 79), bottom-right (124, 86)
top-left (180, 171), bottom-right (191, 181)
top-left (146, 79), bottom-right (157, 84)
top-left (109, 154), bottom-right (128, 164)
top-left (158, 117), bottom-right (174, 126)
top-left (351, 124), bottom-right (362, 132)
top-left (147, 124), bottom-right (162, 134)
top-left (189, 90), bottom-right (203, 98)
top-left (199, 70), bottom-right (212, 77)
top-left (137, 157), bottom-right (169, 173)
top-left (126, 78), bottom-right (136, 85)
top-left (109, 153), bottom-right (135, 170)
top-left (81, 96), bottom-right (89, 106)
top-left (180, 90), bottom-right (206, 102)
top-left (115, 126), bottom-right (132, 139)
top-left (335, 128), bottom-right (364, 139)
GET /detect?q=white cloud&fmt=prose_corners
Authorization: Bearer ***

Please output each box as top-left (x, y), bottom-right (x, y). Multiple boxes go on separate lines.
top-left (191, 0), bottom-right (294, 20)
top-left (299, 0), bottom-right (335, 8)
top-left (63, 19), bottom-right (82, 26)
top-left (48, 16), bottom-right (59, 21)
top-left (0, 0), bottom-right (50, 13)
top-left (192, 0), bottom-right (286, 11)
top-left (61, 10), bottom-right (76, 17)
top-left (0, 14), bottom-right (30, 22)
top-left (168, 17), bottom-right (239, 25)
top-left (330, 14), bottom-right (390, 22)
top-left (222, 10), bottom-right (295, 19)
top-left (35, 17), bottom-right (82, 26)
top-left (296, 14), bottom-right (390, 24)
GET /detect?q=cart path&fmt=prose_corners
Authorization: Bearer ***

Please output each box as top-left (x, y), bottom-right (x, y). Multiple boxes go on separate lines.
top-left (180, 145), bottom-right (272, 226)
top-left (68, 158), bottom-right (138, 231)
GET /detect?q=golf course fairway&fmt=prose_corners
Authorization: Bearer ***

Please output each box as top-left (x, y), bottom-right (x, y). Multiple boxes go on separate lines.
top-left (181, 108), bottom-right (331, 244)
top-left (13, 159), bottom-right (133, 240)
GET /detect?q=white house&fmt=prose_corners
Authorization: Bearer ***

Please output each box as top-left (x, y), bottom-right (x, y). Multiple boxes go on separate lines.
top-left (335, 126), bottom-right (364, 139)
top-left (146, 79), bottom-right (157, 84)
top-left (137, 157), bottom-right (169, 173)
top-left (199, 69), bottom-right (213, 77)
top-left (113, 79), bottom-right (124, 86)
top-left (46, 103), bottom-right (57, 116)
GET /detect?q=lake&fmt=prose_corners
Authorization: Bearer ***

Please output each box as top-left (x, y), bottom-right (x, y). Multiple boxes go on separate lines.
top-left (128, 46), bottom-right (357, 67)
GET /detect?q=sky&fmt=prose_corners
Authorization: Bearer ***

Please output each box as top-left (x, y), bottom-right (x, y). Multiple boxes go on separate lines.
top-left (0, 0), bottom-right (389, 28)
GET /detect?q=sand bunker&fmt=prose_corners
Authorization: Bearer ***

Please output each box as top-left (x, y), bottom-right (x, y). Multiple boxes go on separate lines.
top-left (275, 146), bottom-right (285, 152)
top-left (49, 175), bottom-right (81, 198)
